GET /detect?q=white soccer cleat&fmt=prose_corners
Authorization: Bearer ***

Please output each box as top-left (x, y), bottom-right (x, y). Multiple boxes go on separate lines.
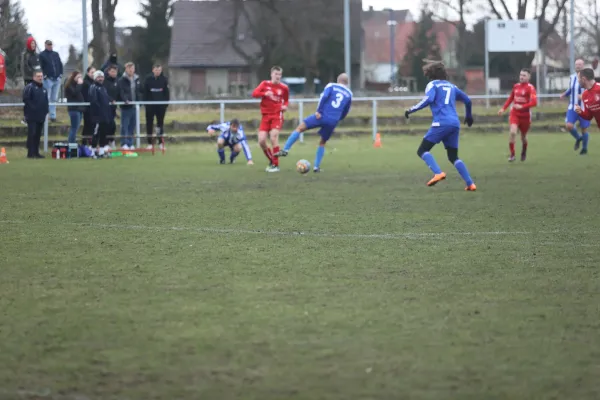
top-left (146, 144), bottom-right (153, 150)
top-left (121, 144), bottom-right (129, 150)
top-left (265, 165), bottom-right (280, 172)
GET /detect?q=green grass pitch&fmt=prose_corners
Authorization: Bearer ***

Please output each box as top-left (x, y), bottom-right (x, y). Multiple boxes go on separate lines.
top-left (1, 133), bottom-right (599, 400)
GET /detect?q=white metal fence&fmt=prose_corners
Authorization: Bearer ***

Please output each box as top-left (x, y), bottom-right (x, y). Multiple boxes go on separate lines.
top-left (0, 94), bottom-right (561, 153)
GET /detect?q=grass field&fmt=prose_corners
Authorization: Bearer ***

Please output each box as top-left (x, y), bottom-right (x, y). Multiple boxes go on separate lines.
top-left (0, 100), bottom-right (567, 127)
top-left (1, 134), bottom-right (600, 400)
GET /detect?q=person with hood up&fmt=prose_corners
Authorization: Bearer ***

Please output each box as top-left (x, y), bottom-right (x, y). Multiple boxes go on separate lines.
top-left (20, 36), bottom-right (41, 124)
top-left (100, 53), bottom-right (122, 75)
top-left (117, 62), bottom-right (142, 149)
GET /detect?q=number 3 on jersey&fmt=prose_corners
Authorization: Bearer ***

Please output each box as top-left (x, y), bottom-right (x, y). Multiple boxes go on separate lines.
top-left (443, 87), bottom-right (451, 104)
top-left (331, 93), bottom-right (344, 108)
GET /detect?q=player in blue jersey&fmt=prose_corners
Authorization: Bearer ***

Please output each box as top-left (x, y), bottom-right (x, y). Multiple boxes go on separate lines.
top-left (405, 61), bottom-right (476, 191)
top-left (276, 73), bottom-right (352, 172)
top-left (206, 119), bottom-right (253, 165)
top-left (560, 59), bottom-right (589, 154)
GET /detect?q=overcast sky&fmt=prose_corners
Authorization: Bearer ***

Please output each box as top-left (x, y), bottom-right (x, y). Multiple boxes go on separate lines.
top-left (19, 0), bottom-right (422, 59)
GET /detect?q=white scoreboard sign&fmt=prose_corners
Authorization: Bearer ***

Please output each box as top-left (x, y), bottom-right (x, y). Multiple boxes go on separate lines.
top-left (486, 19), bottom-right (539, 52)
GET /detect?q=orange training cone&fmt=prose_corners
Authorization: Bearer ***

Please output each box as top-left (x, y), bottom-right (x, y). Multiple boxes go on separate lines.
top-left (0, 147), bottom-right (8, 164)
top-left (373, 133), bottom-right (382, 148)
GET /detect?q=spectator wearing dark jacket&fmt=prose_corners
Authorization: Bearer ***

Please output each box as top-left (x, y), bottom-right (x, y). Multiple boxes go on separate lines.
top-left (64, 71), bottom-right (85, 144)
top-left (103, 65), bottom-right (119, 148)
top-left (143, 64), bottom-right (170, 149)
top-left (81, 66), bottom-right (96, 146)
top-left (117, 62), bottom-right (142, 149)
top-left (20, 36), bottom-right (41, 125)
top-left (23, 71), bottom-right (49, 158)
top-left (38, 39), bottom-right (63, 122)
top-left (21, 36), bottom-right (40, 85)
top-left (88, 70), bottom-right (112, 156)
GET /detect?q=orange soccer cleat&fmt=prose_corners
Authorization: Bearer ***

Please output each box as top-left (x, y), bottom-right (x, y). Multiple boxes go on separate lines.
top-left (427, 172), bottom-right (446, 187)
top-left (465, 183), bottom-right (477, 191)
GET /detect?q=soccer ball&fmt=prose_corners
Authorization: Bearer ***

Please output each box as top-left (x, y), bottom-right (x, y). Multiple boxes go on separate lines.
top-left (296, 159), bottom-right (311, 174)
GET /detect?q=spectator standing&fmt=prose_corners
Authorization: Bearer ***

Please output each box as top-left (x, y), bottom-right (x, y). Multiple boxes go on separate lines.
top-left (117, 62), bottom-right (142, 149)
top-left (23, 71), bottom-right (49, 158)
top-left (64, 71), bottom-right (85, 144)
top-left (38, 39), bottom-right (63, 122)
top-left (144, 64), bottom-right (170, 150)
top-left (88, 70), bottom-right (112, 157)
top-left (103, 65), bottom-right (119, 149)
top-left (81, 66), bottom-right (96, 146)
top-left (20, 36), bottom-right (40, 124)
top-left (21, 37), bottom-right (40, 85)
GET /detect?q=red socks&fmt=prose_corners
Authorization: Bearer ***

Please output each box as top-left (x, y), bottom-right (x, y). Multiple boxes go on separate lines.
top-left (509, 142), bottom-right (515, 157)
top-left (263, 147), bottom-right (273, 163)
top-left (272, 146), bottom-right (280, 166)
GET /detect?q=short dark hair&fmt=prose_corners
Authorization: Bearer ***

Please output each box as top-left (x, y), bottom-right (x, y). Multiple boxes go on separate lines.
top-left (423, 61), bottom-right (448, 80)
top-left (86, 66), bottom-right (95, 73)
top-left (271, 66), bottom-right (282, 73)
top-left (153, 64), bottom-right (162, 69)
top-left (581, 68), bottom-right (595, 81)
top-left (230, 118), bottom-right (240, 127)
top-left (107, 64), bottom-right (117, 71)
top-left (521, 68), bottom-right (531, 74)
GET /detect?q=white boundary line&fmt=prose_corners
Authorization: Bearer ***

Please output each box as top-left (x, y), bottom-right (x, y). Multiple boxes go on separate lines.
top-left (2, 219), bottom-right (586, 241)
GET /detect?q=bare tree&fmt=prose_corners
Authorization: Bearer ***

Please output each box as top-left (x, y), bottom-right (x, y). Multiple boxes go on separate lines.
top-left (103, 0), bottom-right (118, 55)
top-left (89, 0), bottom-right (118, 67)
top-left (578, 0), bottom-right (600, 58)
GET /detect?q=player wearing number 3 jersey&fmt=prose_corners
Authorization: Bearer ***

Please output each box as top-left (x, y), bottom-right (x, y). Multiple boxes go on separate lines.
top-left (277, 73), bottom-right (352, 172)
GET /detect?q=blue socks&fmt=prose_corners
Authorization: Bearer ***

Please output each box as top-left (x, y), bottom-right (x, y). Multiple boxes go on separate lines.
top-left (230, 151), bottom-right (239, 163)
top-left (284, 131), bottom-right (300, 151)
top-left (454, 160), bottom-right (474, 186)
top-left (569, 128), bottom-right (581, 140)
top-left (314, 145), bottom-right (325, 169)
top-left (421, 152), bottom-right (442, 174)
top-left (217, 148), bottom-right (225, 162)
top-left (582, 132), bottom-right (589, 150)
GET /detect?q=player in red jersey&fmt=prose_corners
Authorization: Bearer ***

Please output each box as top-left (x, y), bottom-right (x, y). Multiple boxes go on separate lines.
top-left (575, 67), bottom-right (600, 153)
top-left (498, 68), bottom-right (538, 162)
top-left (251, 66), bottom-right (289, 172)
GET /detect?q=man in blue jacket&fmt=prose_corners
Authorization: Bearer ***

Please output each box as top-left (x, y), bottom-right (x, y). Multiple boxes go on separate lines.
top-left (23, 71), bottom-right (49, 159)
top-left (38, 39), bottom-right (63, 123)
top-left (88, 70), bottom-right (112, 157)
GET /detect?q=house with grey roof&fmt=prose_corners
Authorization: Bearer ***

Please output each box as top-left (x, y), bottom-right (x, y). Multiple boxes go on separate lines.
top-left (168, 0), bottom-right (364, 99)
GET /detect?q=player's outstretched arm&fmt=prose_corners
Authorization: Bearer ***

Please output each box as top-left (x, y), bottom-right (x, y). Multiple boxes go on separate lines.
top-left (406, 83), bottom-right (436, 116)
top-left (499, 90), bottom-right (514, 114)
top-left (241, 140), bottom-right (253, 162)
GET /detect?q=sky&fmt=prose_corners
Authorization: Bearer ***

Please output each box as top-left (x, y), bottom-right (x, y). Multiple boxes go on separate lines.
top-left (18, 0), bottom-right (422, 59)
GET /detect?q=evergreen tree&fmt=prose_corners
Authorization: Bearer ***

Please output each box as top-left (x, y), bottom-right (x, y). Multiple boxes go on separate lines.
top-left (0, 0), bottom-right (28, 84)
top-left (134, 0), bottom-right (173, 77)
top-left (402, 9), bottom-right (441, 92)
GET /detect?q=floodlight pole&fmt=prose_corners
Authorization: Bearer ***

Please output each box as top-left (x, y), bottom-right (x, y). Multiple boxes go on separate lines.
top-left (569, 0), bottom-right (574, 74)
top-left (484, 20), bottom-right (490, 108)
top-left (82, 0), bottom-right (88, 73)
top-left (344, 0), bottom-right (351, 88)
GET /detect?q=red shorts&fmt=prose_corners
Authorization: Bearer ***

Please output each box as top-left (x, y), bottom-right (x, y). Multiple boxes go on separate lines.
top-left (259, 113), bottom-right (284, 132)
top-left (509, 113), bottom-right (531, 135)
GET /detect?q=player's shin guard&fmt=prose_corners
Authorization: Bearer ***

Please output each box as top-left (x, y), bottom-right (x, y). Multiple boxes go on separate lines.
top-left (284, 131), bottom-right (300, 151)
top-left (218, 148), bottom-right (225, 163)
top-left (569, 128), bottom-right (581, 140)
top-left (314, 145), bottom-right (325, 169)
top-left (454, 159), bottom-right (474, 186)
top-left (582, 132), bottom-right (589, 150)
top-left (230, 151), bottom-right (239, 163)
top-left (421, 152), bottom-right (442, 174)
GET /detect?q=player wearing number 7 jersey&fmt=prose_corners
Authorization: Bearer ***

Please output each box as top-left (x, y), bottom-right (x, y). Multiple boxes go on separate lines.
top-left (277, 73), bottom-right (352, 172)
top-left (405, 61), bottom-right (476, 191)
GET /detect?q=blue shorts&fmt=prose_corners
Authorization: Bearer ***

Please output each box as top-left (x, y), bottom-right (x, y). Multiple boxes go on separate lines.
top-left (304, 115), bottom-right (338, 142)
top-left (219, 135), bottom-right (239, 149)
top-left (424, 125), bottom-right (460, 149)
top-left (565, 109), bottom-right (591, 128)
